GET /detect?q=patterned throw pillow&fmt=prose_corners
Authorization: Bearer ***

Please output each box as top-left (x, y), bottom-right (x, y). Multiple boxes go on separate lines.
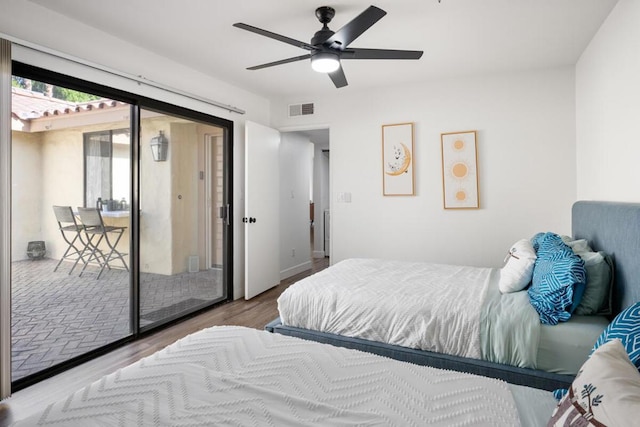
top-left (527, 233), bottom-right (586, 325)
top-left (592, 301), bottom-right (640, 369)
top-left (531, 232), bottom-right (546, 252)
top-left (548, 339), bottom-right (640, 426)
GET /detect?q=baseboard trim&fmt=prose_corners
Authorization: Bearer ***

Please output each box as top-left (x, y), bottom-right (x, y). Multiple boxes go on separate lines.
top-left (280, 260), bottom-right (312, 280)
top-left (312, 250), bottom-right (326, 258)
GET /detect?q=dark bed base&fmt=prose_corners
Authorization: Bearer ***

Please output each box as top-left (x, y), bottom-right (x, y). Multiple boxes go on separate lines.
top-left (266, 317), bottom-right (573, 391)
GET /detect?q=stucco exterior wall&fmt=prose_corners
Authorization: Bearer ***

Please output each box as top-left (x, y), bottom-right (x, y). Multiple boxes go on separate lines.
top-left (12, 113), bottom-right (190, 278)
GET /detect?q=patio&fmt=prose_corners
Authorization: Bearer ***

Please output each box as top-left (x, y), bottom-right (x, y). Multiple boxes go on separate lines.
top-left (11, 257), bottom-right (224, 381)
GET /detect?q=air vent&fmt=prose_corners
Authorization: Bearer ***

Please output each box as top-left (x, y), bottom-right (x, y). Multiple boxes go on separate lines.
top-left (288, 102), bottom-right (314, 117)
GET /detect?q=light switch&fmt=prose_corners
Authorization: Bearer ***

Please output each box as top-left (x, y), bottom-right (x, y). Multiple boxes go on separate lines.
top-left (338, 192), bottom-right (352, 203)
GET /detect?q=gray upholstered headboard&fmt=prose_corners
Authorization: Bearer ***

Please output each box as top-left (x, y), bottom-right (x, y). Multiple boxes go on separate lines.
top-left (572, 201), bottom-right (640, 315)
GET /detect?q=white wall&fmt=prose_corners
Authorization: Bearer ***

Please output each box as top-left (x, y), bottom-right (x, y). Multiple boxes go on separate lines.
top-left (1, 0), bottom-right (272, 298)
top-left (272, 67), bottom-right (577, 267)
top-left (576, 0), bottom-right (640, 202)
top-left (279, 133), bottom-right (312, 278)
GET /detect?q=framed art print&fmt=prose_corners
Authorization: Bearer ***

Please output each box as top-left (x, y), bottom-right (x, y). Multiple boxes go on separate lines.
top-left (382, 122), bottom-right (415, 196)
top-left (441, 130), bottom-right (479, 209)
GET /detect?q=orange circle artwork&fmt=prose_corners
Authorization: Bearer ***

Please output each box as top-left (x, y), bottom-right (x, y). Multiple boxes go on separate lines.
top-left (453, 140), bottom-right (465, 150)
top-left (455, 190), bottom-right (467, 201)
top-left (452, 162), bottom-right (468, 178)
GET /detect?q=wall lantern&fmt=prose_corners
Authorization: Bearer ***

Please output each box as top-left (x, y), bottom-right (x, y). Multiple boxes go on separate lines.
top-left (150, 130), bottom-right (169, 162)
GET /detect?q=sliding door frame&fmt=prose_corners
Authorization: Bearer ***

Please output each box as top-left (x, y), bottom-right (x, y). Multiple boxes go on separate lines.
top-left (0, 38), bottom-right (12, 401)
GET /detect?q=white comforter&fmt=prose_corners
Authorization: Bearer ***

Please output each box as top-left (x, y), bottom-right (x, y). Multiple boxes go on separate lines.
top-left (278, 258), bottom-right (540, 367)
top-left (13, 326), bottom-right (551, 426)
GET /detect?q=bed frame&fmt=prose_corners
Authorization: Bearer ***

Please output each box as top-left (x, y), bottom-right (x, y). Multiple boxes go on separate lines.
top-left (266, 201), bottom-right (640, 391)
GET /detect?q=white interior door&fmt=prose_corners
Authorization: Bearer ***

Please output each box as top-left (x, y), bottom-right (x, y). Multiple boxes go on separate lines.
top-left (245, 121), bottom-right (280, 299)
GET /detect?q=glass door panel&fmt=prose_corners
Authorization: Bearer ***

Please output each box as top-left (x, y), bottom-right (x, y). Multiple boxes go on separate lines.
top-left (139, 109), bottom-right (227, 328)
top-left (10, 76), bottom-right (132, 382)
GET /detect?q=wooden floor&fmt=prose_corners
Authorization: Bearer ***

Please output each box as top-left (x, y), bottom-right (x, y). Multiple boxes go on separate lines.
top-left (0, 256), bottom-right (330, 426)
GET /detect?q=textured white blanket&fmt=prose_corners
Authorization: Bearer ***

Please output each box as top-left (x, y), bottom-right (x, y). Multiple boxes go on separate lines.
top-left (279, 258), bottom-right (494, 359)
top-left (13, 326), bottom-right (524, 426)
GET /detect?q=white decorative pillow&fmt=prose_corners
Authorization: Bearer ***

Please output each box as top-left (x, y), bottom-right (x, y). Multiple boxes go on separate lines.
top-left (548, 339), bottom-right (640, 426)
top-left (498, 239), bottom-right (536, 293)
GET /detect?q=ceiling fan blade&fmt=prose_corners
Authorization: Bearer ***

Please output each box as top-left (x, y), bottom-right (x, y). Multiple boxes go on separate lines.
top-left (328, 65), bottom-right (348, 88)
top-left (233, 23), bottom-right (315, 51)
top-left (342, 48), bottom-right (423, 60)
top-left (324, 6), bottom-right (386, 49)
top-left (246, 54), bottom-right (311, 70)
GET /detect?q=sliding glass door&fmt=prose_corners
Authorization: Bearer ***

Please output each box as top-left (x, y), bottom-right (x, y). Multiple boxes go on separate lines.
top-left (138, 108), bottom-right (229, 329)
top-left (7, 62), bottom-right (233, 390)
top-left (10, 75), bottom-right (133, 383)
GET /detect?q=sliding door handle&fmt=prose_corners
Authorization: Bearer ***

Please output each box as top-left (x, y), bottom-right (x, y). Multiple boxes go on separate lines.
top-left (219, 204), bottom-right (231, 226)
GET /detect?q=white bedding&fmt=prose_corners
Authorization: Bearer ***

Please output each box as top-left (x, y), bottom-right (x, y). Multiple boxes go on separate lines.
top-left (278, 258), bottom-right (540, 367)
top-left (279, 258), bottom-right (493, 359)
top-left (12, 326), bottom-right (555, 426)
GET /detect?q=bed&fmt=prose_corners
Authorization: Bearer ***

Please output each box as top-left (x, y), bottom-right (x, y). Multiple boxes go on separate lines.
top-left (267, 201), bottom-right (640, 391)
top-left (12, 325), bottom-right (559, 426)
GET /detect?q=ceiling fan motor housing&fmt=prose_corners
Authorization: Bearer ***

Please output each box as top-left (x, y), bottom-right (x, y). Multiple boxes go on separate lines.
top-left (312, 28), bottom-right (335, 46)
top-left (315, 6), bottom-right (335, 24)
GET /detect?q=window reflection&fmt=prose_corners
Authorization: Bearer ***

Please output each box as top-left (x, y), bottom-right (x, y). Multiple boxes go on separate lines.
top-left (83, 129), bottom-right (130, 210)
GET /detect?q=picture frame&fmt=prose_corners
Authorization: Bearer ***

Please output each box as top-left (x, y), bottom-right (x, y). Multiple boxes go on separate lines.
top-left (382, 122), bottom-right (415, 196)
top-left (441, 130), bottom-right (479, 209)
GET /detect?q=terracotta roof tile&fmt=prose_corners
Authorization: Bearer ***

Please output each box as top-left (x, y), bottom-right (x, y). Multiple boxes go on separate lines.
top-left (11, 87), bottom-right (126, 121)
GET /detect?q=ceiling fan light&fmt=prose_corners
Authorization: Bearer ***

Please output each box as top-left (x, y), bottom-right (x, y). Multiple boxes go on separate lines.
top-left (311, 52), bottom-right (340, 73)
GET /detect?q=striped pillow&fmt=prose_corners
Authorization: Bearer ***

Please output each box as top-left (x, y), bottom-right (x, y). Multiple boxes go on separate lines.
top-left (592, 301), bottom-right (640, 369)
top-left (527, 233), bottom-right (586, 325)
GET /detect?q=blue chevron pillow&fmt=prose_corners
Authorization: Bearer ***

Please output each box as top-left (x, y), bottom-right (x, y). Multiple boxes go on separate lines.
top-left (592, 302), bottom-right (640, 369)
top-left (527, 233), bottom-right (586, 325)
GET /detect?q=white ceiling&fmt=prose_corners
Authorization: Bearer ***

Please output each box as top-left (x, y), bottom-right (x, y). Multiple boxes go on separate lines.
top-left (27, 0), bottom-right (617, 99)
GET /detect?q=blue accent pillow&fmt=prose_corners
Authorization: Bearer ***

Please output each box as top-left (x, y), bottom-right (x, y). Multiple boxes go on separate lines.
top-left (527, 233), bottom-right (586, 325)
top-left (569, 280), bottom-right (586, 314)
top-left (592, 301), bottom-right (640, 369)
top-left (530, 232), bottom-right (546, 252)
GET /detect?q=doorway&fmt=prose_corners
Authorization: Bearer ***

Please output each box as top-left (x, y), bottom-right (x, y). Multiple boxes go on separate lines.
top-left (281, 129), bottom-right (330, 263)
top-left (242, 125), bottom-right (329, 301)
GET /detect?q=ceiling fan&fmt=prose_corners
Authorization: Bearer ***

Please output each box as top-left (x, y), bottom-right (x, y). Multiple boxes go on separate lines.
top-left (233, 5), bottom-right (423, 88)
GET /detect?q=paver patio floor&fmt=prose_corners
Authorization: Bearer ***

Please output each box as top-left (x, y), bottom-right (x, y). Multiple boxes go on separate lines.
top-left (11, 258), bottom-right (224, 381)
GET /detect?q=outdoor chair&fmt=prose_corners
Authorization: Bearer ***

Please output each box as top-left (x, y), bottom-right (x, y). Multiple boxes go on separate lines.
top-left (77, 207), bottom-right (129, 279)
top-left (52, 205), bottom-right (88, 274)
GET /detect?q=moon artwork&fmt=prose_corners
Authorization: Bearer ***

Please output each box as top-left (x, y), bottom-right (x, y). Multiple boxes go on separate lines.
top-left (441, 131), bottom-right (479, 209)
top-left (386, 143), bottom-right (412, 176)
top-left (382, 123), bottom-right (415, 196)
